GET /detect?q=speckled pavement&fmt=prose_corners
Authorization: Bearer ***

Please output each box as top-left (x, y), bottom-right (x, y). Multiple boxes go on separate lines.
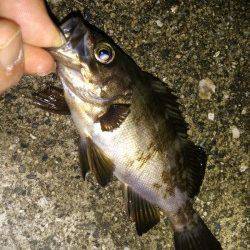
top-left (0, 0), bottom-right (248, 249)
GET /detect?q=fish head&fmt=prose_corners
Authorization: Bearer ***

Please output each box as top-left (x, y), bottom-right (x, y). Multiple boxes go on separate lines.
top-left (50, 14), bottom-right (137, 105)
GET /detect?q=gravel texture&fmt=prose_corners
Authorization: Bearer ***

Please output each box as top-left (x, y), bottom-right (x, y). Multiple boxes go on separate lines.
top-left (0, 0), bottom-right (248, 249)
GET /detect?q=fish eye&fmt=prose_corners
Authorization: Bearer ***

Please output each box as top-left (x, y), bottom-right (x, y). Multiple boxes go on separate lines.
top-left (94, 43), bottom-right (115, 64)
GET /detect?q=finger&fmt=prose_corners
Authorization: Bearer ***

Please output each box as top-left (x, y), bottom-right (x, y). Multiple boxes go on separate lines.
top-left (24, 44), bottom-right (56, 76)
top-left (0, 0), bottom-right (64, 48)
top-left (0, 19), bottom-right (24, 95)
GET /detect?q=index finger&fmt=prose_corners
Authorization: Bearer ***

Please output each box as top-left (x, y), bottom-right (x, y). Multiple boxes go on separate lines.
top-left (0, 0), bottom-right (64, 48)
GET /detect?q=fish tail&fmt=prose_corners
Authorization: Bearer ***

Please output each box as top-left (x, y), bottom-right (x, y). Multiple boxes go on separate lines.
top-left (173, 214), bottom-right (222, 250)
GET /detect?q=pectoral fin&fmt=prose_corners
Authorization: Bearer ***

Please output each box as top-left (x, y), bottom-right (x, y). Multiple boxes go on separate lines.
top-left (99, 104), bottom-right (130, 131)
top-left (33, 86), bottom-right (70, 115)
top-left (125, 186), bottom-right (160, 235)
top-left (87, 138), bottom-right (114, 186)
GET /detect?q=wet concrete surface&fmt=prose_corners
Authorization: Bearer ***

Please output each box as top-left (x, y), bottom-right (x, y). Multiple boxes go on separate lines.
top-left (0, 0), bottom-right (248, 249)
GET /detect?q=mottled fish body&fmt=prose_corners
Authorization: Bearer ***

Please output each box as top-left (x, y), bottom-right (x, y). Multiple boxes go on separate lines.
top-left (64, 77), bottom-right (187, 212)
top-left (44, 14), bottom-right (222, 250)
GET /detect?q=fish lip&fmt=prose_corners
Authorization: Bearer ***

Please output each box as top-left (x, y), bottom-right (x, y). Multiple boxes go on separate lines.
top-left (47, 21), bottom-right (89, 70)
top-left (48, 49), bottom-right (82, 71)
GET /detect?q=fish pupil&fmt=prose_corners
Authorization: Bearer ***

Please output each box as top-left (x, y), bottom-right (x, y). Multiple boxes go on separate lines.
top-left (99, 49), bottom-right (111, 61)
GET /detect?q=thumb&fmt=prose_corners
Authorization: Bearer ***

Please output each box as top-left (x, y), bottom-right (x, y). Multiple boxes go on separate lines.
top-left (0, 18), bottom-right (24, 94)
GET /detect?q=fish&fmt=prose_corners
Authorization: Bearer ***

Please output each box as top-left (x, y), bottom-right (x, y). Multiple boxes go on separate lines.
top-left (35, 13), bottom-right (222, 250)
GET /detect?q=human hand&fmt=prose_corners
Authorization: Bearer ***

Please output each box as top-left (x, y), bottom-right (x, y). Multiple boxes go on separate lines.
top-left (0, 0), bottom-right (64, 94)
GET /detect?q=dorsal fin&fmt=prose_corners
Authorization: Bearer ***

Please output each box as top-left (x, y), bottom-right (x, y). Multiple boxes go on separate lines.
top-left (144, 72), bottom-right (207, 198)
top-left (125, 186), bottom-right (160, 235)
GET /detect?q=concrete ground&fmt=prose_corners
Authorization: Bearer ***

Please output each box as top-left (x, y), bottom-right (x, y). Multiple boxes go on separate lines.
top-left (0, 0), bottom-right (248, 249)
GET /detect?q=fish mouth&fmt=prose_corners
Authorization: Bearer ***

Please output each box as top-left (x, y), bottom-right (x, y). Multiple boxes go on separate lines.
top-left (48, 39), bottom-right (86, 72)
top-left (48, 16), bottom-right (90, 70)
top-left (49, 50), bottom-right (82, 71)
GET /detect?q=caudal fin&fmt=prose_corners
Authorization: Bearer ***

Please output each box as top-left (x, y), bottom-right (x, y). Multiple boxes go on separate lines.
top-left (174, 216), bottom-right (222, 250)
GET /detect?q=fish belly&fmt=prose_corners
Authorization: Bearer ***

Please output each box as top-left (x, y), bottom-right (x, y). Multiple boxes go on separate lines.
top-left (91, 112), bottom-right (188, 214)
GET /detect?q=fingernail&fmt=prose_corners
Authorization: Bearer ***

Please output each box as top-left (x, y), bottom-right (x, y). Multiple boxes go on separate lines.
top-left (0, 25), bottom-right (23, 71)
top-left (54, 30), bottom-right (66, 47)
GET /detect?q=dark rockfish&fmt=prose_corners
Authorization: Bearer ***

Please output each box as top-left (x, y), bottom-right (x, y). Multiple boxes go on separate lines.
top-left (35, 14), bottom-right (221, 249)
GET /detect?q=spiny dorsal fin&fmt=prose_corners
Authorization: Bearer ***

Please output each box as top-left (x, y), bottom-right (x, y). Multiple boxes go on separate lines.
top-left (145, 73), bottom-right (188, 141)
top-left (125, 186), bottom-right (160, 235)
top-left (79, 139), bottom-right (90, 180)
top-left (99, 104), bottom-right (130, 132)
top-left (144, 72), bottom-right (207, 198)
top-left (86, 138), bottom-right (114, 187)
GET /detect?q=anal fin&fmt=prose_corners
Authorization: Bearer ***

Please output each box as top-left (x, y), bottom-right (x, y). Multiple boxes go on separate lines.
top-left (86, 138), bottom-right (114, 187)
top-left (125, 186), bottom-right (160, 235)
